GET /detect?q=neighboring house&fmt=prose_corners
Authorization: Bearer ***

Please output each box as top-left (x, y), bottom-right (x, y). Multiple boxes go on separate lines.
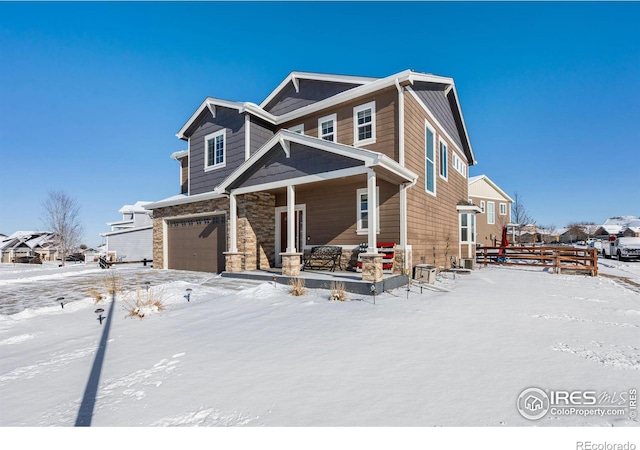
top-left (0, 231), bottom-right (58, 262)
top-left (146, 69), bottom-right (479, 280)
top-left (100, 201), bottom-right (153, 262)
top-left (468, 175), bottom-right (513, 246)
top-left (622, 219), bottom-right (640, 237)
top-left (594, 216), bottom-right (639, 239)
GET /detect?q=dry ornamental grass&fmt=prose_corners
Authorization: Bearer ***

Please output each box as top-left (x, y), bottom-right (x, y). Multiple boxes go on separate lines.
top-left (289, 278), bottom-right (306, 296)
top-left (329, 281), bottom-right (348, 301)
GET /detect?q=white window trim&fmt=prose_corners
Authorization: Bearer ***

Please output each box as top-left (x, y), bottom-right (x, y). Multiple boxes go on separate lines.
top-left (425, 121), bottom-right (436, 197)
top-left (204, 129), bottom-right (226, 171)
top-left (356, 187), bottom-right (380, 235)
top-left (353, 101), bottom-right (376, 147)
top-left (438, 137), bottom-right (448, 180)
top-left (499, 203), bottom-right (507, 215)
top-left (460, 212), bottom-right (476, 244)
top-left (289, 124), bottom-right (304, 134)
top-left (318, 113), bottom-right (337, 142)
top-left (487, 201), bottom-right (495, 225)
top-left (452, 152), bottom-right (467, 178)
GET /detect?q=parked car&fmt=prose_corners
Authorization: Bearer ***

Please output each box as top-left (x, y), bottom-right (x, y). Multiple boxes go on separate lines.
top-left (601, 237), bottom-right (640, 261)
top-left (14, 255), bottom-right (42, 264)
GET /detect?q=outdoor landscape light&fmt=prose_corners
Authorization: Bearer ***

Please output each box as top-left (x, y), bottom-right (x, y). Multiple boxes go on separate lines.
top-left (185, 288), bottom-right (192, 302)
top-left (370, 284), bottom-right (376, 305)
top-left (57, 297), bottom-right (65, 309)
top-left (95, 308), bottom-right (105, 325)
top-left (144, 281), bottom-right (150, 292)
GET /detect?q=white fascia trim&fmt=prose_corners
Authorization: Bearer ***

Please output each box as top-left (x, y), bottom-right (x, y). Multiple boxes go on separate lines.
top-left (145, 191), bottom-right (227, 210)
top-left (407, 87), bottom-right (465, 158)
top-left (101, 226), bottom-right (153, 237)
top-left (259, 71), bottom-right (377, 109)
top-left (176, 98), bottom-right (245, 140)
top-left (233, 166), bottom-right (371, 196)
top-left (170, 150), bottom-right (188, 160)
top-left (244, 115), bottom-right (251, 161)
top-left (448, 85), bottom-right (477, 165)
top-left (468, 175), bottom-right (515, 202)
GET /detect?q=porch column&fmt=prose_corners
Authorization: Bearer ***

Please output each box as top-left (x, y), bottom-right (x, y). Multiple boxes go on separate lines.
top-left (361, 169), bottom-right (383, 283)
top-left (281, 184), bottom-right (302, 276)
top-left (367, 169), bottom-right (378, 254)
top-left (224, 192), bottom-right (244, 272)
top-left (286, 184), bottom-right (296, 253)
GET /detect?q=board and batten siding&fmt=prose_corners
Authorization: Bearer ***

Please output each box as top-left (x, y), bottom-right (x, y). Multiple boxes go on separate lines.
top-left (264, 79), bottom-right (361, 116)
top-left (410, 82), bottom-right (463, 151)
top-left (278, 87), bottom-right (399, 162)
top-left (404, 90), bottom-right (469, 269)
top-left (249, 116), bottom-right (275, 156)
top-left (188, 107), bottom-right (246, 195)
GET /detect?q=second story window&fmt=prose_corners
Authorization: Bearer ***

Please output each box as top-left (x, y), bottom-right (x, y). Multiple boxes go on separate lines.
top-left (500, 203), bottom-right (507, 215)
top-left (353, 101), bottom-right (376, 146)
top-left (318, 114), bottom-right (337, 142)
top-left (425, 124), bottom-right (436, 195)
top-left (205, 129), bottom-right (226, 170)
top-left (439, 139), bottom-right (448, 179)
top-left (289, 124), bottom-right (304, 134)
top-left (487, 202), bottom-right (495, 224)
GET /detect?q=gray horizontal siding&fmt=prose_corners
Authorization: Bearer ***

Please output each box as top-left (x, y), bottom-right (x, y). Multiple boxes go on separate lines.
top-left (265, 79), bottom-right (360, 116)
top-left (412, 81), bottom-right (463, 150)
top-left (250, 117), bottom-right (275, 156)
top-left (106, 228), bottom-right (153, 261)
top-left (189, 107), bottom-right (246, 195)
top-left (233, 143), bottom-right (362, 189)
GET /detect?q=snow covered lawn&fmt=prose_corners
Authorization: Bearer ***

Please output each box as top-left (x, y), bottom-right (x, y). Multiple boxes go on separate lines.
top-left (0, 262), bottom-right (638, 430)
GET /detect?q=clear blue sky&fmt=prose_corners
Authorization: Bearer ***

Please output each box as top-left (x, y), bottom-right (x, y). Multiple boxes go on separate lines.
top-left (1, 2), bottom-right (639, 246)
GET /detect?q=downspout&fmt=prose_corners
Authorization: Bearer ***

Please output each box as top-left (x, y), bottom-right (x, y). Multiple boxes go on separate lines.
top-left (396, 78), bottom-right (410, 274)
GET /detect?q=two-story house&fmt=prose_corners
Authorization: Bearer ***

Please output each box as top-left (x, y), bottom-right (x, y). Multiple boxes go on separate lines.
top-left (146, 70), bottom-right (478, 281)
top-left (468, 175), bottom-right (514, 247)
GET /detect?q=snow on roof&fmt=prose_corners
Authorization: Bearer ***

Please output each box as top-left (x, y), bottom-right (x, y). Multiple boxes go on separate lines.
top-left (118, 201), bottom-right (153, 214)
top-left (170, 150), bottom-right (188, 160)
top-left (603, 216), bottom-right (638, 226)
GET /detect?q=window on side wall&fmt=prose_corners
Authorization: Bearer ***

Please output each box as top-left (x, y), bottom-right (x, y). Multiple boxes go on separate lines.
top-left (289, 124), bottom-right (304, 134)
top-left (487, 202), bottom-right (495, 224)
top-left (480, 201), bottom-right (485, 213)
top-left (356, 187), bottom-right (380, 235)
top-left (460, 213), bottom-right (476, 244)
top-left (500, 203), bottom-right (507, 215)
top-left (425, 124), bottom-right (436, 195)
top-left (353, 101), bottom-right (376, 146)
top-left (318, 114), bottom-right (337, 142)
top-left (453, 152), bottom-right (467, 177)
top-left (204, 129), bottom-right (226, 171)
top-left (439, 139), bottom-right (448, 179)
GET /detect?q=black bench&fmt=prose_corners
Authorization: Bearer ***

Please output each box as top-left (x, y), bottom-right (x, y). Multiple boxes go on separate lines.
top-left (302, 246), bottom-right (342, 272)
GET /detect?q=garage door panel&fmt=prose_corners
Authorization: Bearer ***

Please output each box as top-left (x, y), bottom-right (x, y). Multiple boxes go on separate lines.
top-left (167, 215), bottom-right (226, 273)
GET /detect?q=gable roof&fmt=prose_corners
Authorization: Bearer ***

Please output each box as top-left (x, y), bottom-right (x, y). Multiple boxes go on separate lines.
top-left (216, 129), bottom-right (418, 194)
top-left (468, 174), bottom-right (514, 202)
top-left (175, 70), bottom-right (476, 165)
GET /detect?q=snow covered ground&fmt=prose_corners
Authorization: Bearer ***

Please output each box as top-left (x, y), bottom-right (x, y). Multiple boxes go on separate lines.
top-left (1, 260), bottom-right (638, 447)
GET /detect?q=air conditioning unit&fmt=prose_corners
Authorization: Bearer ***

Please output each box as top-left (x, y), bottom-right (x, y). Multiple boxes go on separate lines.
top-left (460, 258), bottom-right (475, 270)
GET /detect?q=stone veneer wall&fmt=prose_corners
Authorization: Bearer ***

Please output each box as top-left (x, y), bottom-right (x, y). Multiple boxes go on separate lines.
top-left (152, 193), bottom-right (276, 272)
top-left (236, 192), bottom-right (276, 270)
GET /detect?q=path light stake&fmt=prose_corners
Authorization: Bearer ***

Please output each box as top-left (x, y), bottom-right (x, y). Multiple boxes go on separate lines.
top-left (144, 281), bottom-right (150, 292)
top-left (185, 288), bottom-right (192, 302)
top-left (370, 284), bottom-right (376, 305)
top-left (95, 308), bottom-right (105, 325)
top-left (272, 276), bottom-right (277, 288)
top-left (57, 297), bottom-right (65, 309)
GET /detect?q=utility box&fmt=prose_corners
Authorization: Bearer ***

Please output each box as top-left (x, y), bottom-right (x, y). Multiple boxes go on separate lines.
top-left (460, 258), bottom-right (475, 270)
top-left (414, 264), bottom-right (437, 284)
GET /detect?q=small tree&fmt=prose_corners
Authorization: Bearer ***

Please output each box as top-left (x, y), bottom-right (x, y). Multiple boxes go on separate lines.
top-left (41, 190), bottom-right (84, 265)
top-left (511, 191), bottom-right (533, 243)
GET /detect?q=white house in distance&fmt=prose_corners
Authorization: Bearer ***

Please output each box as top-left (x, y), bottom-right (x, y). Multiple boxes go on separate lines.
top-left (101, 201), bottom-right (153, 262)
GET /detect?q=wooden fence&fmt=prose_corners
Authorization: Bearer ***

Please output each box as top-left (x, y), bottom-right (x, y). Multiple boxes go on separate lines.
top-left (476, 245), bottom-right (598, 276)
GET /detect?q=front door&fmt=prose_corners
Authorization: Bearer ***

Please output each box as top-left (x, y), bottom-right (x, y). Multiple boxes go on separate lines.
top-left (275, 206), bottom-right (305, 266)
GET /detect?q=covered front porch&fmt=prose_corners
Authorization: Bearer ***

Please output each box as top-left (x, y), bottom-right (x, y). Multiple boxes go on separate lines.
top-left (217, 130), bottom-right (418, 282)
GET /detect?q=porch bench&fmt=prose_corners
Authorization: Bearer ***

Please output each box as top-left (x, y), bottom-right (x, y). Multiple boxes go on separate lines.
top-left (302, 246), bottom-right (342, 272)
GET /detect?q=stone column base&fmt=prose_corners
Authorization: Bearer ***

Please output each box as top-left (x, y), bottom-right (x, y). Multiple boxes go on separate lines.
top-left (360, 253), bottom-right (383, 282)
top-left (223, 252), bottom-right (244, 273)
top-left (281, 252), bottom-right (303, 277)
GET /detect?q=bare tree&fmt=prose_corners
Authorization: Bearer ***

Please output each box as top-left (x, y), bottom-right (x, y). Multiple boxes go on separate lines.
top-left (41, 190), bottom-right (84, 265)
top-left (511, 191), bottom-right (533, 243)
